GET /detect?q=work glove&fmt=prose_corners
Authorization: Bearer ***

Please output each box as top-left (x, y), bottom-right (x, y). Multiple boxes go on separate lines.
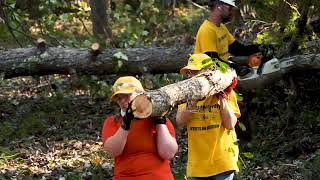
top-left (258, 44), bottom-right (274, 58)
top-left (121, 104), bottom-right (134, 130)
top-left (224, 77), bottom-right (238, 96)
top-left (154, 116), bottom-right (167, 125)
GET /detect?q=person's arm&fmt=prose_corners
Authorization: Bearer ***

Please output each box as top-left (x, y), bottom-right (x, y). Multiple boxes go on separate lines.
top-left (103, 108), bottom-right (134, 157)
top-left (229, 40), bottom-right (260, 57)
top-left (176, 101), bottom-right (197, 127)
top-left (218, 93), bottom-right (238, 130)
top-left (155, 117), bottom-right (178, 160)
top-left (103, 128), bottom-right (129, 157)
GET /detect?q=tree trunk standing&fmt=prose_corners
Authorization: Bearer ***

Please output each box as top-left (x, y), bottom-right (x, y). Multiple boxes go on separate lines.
top-left (287, 0), bottom-right (311, 55)
top-left (274, 0), bottom-right (292, 26)
top-left (89, 0), bottom-right (113, 42)
top-left (132, 69), bottom-right (237, 118)
top-left (229, 0), bottom-right (244, 32)
top-left (160, 0), bottom-right (175, 13)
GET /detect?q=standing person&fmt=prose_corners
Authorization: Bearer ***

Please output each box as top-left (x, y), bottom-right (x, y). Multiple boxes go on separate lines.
top-left (177, 54), bottom-right (241, 180)
top-left (102, 76), bottom-right (178, 180)
top-left (195, 0), bottom-right (266, 69)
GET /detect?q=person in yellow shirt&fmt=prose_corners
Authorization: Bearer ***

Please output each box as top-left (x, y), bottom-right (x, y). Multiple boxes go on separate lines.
top-left (196, 0), bottom-right (266, 72)
top-left (177, 54), bottom-right (241, 180)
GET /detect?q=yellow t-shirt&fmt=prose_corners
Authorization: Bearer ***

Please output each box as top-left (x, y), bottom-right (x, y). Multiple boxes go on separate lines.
top-left (194, 20), bottom-right (235, 61)
top-left (178, 91), bottom-right (240, 177)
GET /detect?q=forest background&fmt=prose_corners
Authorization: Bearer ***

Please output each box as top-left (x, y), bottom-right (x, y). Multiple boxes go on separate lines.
top-left (0, 0), bottom-right (320, 179)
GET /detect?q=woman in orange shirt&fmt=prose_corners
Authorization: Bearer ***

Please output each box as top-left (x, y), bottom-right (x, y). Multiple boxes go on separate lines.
top-left (102, 76), bottom-right (178, 180)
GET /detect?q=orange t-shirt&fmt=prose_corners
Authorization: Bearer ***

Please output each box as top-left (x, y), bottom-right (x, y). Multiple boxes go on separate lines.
top-left (101, 115), bottom-right (176, 180)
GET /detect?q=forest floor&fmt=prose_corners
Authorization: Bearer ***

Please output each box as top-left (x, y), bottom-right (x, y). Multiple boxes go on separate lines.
top-left (0, 73), bottom-right (319, 180)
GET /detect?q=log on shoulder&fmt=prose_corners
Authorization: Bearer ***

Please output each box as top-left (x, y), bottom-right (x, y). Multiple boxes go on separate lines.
top-left (131, 68), bottom-right (237, 118)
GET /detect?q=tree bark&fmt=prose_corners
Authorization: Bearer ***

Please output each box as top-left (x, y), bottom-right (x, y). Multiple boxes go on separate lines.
top-left (132, 68), bottom-right (237, 118)
top-left (89, 0), bottom-right (112, 39)
top-left (0, 45), bottom-right (192, 78)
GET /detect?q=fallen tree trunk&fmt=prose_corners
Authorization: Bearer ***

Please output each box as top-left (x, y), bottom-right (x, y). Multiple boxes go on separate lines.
top-left (0, 45), bottom-right (192, 79)
top-left (132, 68), bottom-right (237, 118)
top-left (1, 45), bottom-right (319, 78)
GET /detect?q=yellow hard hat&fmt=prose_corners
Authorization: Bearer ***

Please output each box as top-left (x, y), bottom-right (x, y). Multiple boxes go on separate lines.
top-left (180, 54), bottom-right (214, 74)
top-left (111, 76), bottom-right (144, 101)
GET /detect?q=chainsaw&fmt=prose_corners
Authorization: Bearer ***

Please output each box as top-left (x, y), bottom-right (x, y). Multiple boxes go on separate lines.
top-left (233, 45), bottom-right (295, 89)
top-left (229, 44), bottom-right (295, 81)
top-left (237, 44), bottom-right (280, 80)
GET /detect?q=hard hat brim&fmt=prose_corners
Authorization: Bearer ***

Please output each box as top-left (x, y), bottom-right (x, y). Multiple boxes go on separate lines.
top-left (180, 65), bottom-right (201, 74)
top-left (111, 89), bottom-right (136, 101)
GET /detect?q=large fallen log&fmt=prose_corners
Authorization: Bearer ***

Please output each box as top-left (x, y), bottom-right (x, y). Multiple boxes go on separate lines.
top-left (132, 68), bottom-right (237, 118)
top-left (0, 44), bottom-right (192, 79)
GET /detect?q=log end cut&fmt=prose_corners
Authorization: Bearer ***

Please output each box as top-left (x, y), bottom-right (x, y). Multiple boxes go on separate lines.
top-left (132, 95), bottom-right (153, 119)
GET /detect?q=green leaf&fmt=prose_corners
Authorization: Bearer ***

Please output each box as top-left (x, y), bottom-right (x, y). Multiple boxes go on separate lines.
top-left (112, 52), bottom-right (128, 72)
top-left (113, 52), bottom-right (128, 61)
top-left (141, 30), bottom-right (149, 36)
top-left (235, 92), bottom-right (243, 102)
top-left (238, 122), bottom-right (246, 131)
top-left (242, 152), bottom-right (254, 159)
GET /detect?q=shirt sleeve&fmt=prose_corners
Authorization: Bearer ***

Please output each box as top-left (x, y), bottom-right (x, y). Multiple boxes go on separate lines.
top-left (222, 24), bottom-right (235, 45)
top-left (101, 116), bottom-right (121, 145)
top-left (194, 26), bottom-right (218, 54)
top-left (165, 119), bottom-right (176, 138)
top-left (227, 91), bottom-right (241, 118)
top-left (178, 103), bottom-right (186, 110)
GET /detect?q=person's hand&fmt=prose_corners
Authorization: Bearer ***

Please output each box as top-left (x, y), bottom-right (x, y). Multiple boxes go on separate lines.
top-left (224, 78), bottom-right (237, 96)
top-left (121, 104), bottom-right (134, 131)
top-left (154, 116), bottom-right (167, 125)
top-left (248, 53), bottom-right (262, 67)
top-left (217, 92), bottom-right (227, 108)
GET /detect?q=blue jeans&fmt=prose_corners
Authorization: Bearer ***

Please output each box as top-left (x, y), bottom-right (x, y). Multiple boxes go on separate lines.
top-left (188, 171), bottom-right (234, 180)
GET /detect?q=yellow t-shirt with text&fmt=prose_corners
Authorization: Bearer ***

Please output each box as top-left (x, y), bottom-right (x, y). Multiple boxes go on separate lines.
top-left (194, 20), bottom-right (235, 61)
top-left (179, 91), bottom-right (240, 177)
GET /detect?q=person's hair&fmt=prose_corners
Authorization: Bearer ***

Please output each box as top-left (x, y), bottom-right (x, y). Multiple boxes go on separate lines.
top-left (208, 0), bottom-right (224, 10)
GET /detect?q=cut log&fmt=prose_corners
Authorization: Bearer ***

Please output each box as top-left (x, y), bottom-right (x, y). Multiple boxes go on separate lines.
top-left (131, 68), bottom-right (237, 118)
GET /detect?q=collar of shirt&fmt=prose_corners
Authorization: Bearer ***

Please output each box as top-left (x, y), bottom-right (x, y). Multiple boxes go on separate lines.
top-left (120, 109), bottom-right (126, 117)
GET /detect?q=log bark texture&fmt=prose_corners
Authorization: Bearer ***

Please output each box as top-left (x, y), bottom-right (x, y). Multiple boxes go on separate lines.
top-left (132, 69), bottom-right (237, 118)
top-left (0, 46), bottom-right (192, 79)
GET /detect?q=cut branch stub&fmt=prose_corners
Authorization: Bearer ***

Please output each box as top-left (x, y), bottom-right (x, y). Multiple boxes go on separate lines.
top-left (90, 43), bottom-right (100, 61)
top-left (132, 68), bottom-right (237, 118)
top-left (36, 38), bottom-right (46, 53)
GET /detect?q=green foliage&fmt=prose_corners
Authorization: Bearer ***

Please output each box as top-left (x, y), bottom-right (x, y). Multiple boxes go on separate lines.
top-left (1, 0), bottom-right (208, 48)
top-left (112, 51), bottom-right (128, 72)
top-left (0, 122), bottom-right (15, 142)
top-left (16, 111), bottom-right (50, 137)
top-left (77, 75), bottom-right (113, 100)
top-left (242, 152), bottom-right (254, 159)
top-left (304, 150), bottom-right (320, 179)
top-left (238, 122), bottom-right (246, 131)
